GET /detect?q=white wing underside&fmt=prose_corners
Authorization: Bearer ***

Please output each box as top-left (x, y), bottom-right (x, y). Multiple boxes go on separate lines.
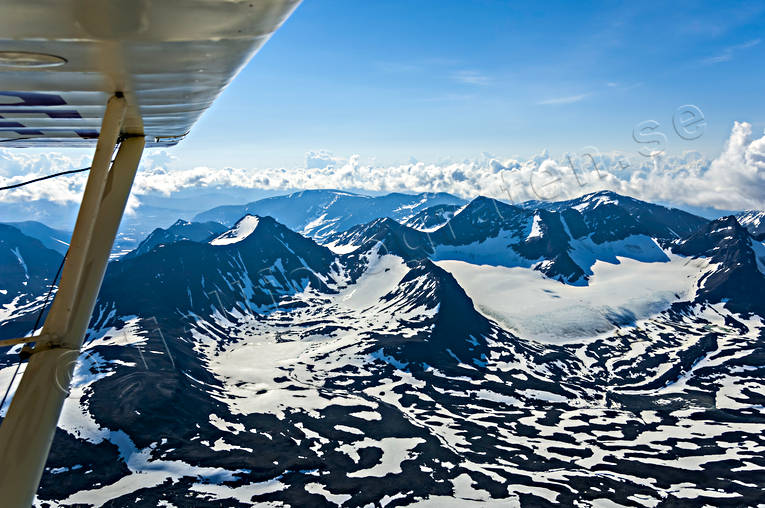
top-left (0, 0), bottom-right (300, 147)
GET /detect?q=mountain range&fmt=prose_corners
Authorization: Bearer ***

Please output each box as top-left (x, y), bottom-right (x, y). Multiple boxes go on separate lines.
top-left (8, 189), bottom-right (765, 257)
top-left (0, 189), bottom-right (764, 507)
top-left (193, 189), bottom-right (467, 242)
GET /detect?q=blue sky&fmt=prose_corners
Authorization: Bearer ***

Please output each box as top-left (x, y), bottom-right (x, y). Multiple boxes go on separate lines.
top-left (3, 1), bottom-right (765, 214)
top-left (170, 0), bottom-right (765, 168)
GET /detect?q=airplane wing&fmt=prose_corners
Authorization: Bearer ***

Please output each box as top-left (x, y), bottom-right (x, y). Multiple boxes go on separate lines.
top-left (0, 0), bottom-right (300, 147)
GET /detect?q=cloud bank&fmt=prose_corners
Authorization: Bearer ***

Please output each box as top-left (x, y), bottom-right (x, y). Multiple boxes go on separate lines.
top-left (1, 122), bottom-right (764, 214)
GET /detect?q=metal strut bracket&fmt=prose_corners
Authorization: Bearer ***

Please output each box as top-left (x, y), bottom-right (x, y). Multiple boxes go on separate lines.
top-left (0, 94), bottom-right (145, 508)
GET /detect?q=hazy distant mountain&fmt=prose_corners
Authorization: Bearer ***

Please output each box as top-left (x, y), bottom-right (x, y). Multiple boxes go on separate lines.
top-left (0, 200), bottom-right (79, 231)
top-left (123, 219), bottom-right (227, 259)
top-left (194, 189), bottom-right (467, 241)
top-left (0, 221), bottom-right (70, 255)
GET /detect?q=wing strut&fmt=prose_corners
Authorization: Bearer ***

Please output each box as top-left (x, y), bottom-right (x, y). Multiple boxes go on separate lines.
top-left (0, 94), bottom-right (145, 507)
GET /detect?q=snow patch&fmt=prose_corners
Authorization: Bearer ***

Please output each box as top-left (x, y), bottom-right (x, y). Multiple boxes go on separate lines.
top-left (334, 253), bottom-right (409, 310)
top-left (527, 214), bottom-right (543, 240)
top-left (210, 215), bottom-right (260, 245)
top-left (437, 253), bottom-right (709, 343)
top-left (338, 437), bottom-right (425, 478)
top-left (751, 239), bottom-right (765, 275)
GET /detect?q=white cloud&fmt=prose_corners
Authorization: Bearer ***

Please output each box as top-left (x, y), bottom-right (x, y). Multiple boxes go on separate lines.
top-left (451, 70), bottom-right (491, 86)
top-left (702, 38), bottom-right (761, 65)
top-left (304, 150), bottom-right (343, 170)
top-left (1, 122), bottom-right (764, 214)
top-left (0, 150), bottom-right (90, 204)
top-left (538, 93), bottom-right (590, 105)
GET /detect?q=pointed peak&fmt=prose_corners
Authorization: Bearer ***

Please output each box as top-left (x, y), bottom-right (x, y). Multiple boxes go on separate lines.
top-left (371, 217), bottom-right (400, 228)
top-left (466, 195), bottom-right (506, 207)
top-left (581, 189), bottom-right (621, 202)
top-left (565, 190), bottom-right (625, 212)
top-left (589, 189), bottom-right (620, 198)
top-left (709, 215), bottom-right (747, 234)
top-left (461, 195), bottom-right (519, 215)
top-left (469, 195), bottom-right (496, 205)
top-left (715, 214), bottom-right (741, 225)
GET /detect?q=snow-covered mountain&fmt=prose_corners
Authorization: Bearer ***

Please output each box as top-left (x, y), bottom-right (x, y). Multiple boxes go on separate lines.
top-left (402, 203), bottom-right (463, 232)
top-left (737, 210), bottom-right (765, 240)
top-left (326, 190), bottom-right (710, 286)
top-left (0, 221), bottom-right (70, 255)
top-left (0, 224), bottom-right (63, 338)
top-left (1, 191), bottom-right (764, 507)
top-left (100, 214), bottom-right (340, 319)
top-left (193, 189), bottom-right (467, 242)
top-left (123, 219), bottom-right (227, 259)
top-left (325, 217), bottom-right (433, 262)
top-left (674, 215), bottom-right (765, 315)
top-left (528, 190), bottom-right (708, 241)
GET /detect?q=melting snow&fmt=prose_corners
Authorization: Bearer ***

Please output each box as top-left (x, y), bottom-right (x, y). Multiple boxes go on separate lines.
top-left (334, 253), bottom-right (409, 310)
top-left (526, 214), bottom-right (543, 240)
top-left (210, 215), bottom-right (260, 245)
top-left (11, 247), bottom-right (28, 279)
top-left (339, 437), bottom-right (425, 478)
